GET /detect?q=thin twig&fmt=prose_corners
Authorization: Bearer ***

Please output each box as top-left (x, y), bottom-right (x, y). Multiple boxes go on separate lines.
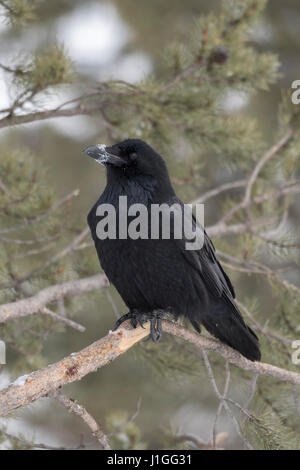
top-left (192, 179), bottom-right (246, 204)
top-left (201, 348), bottom-right (253, 450)
top-left (244, 129), bottom-right (293, 209)
top-left (218, 129), bottom-right (294, 226)
top-left (51, 391), bottom-right (111, 450)
top-left (242, 373), bottom-right (259, 418)
top-left (108, 397), bottom-right (142, 436)
top-left (211, 360), bottom-right (231, 449)
top-left (42, 307), bottom-right (86, 333)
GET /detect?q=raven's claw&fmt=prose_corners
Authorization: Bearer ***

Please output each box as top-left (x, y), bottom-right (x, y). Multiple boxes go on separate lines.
top-left (112, 310), bottom-right (139, 331)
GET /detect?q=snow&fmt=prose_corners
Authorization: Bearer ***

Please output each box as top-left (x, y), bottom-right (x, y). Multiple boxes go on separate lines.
top-left (11, 374), bottom-right (29, 387)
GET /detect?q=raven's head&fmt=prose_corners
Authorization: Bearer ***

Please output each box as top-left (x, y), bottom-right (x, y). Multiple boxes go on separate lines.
top-left (84, 139), bottom-right (175, 200)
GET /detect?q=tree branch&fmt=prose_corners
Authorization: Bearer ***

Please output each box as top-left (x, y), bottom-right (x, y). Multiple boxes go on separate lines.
top-left (41, 307), bottom-right (86, 333)
top-left (51, 391), bottom-right (111, 450)
top-left (0, 273), bottom-right (108, 323)
top-left (191, 179), bottom-right (246, 204)
top-left (1, 320), bottom-right (300, 417)
top-left (243, 128), bottom-right (294, 208)
top-left (0, 103), bottom-right (103, 130)
top-left (218, 128), bottom-right (294, 226)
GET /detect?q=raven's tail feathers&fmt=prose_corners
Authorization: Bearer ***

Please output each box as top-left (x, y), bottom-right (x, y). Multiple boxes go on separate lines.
top-left (200, 301), bottom-right (261, 362)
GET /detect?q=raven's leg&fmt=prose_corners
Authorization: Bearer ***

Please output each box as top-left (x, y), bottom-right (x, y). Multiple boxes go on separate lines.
top-left (149, 316), bottom-right (162, 343)
top-left (148, 309), bottom-right (166, 342)
top-left (112, 310), bottom-right (139, 331)
top-left (149, 317), bottom-right (159, 342)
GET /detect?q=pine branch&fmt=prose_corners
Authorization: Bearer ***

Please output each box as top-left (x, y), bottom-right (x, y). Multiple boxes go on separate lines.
top-left (0, 188), bottom-right (80, 235)
top-left (0, 273), bottom-right (108, 323)
top-left (207, 215), bottom-right (277, 238)
top-left (192, 179), bottom-right (246, 204)
top-left (1, 320), bottom-right (300, 417)
top-left (41, 307), bottom-right (86, 333)
top-left (0, 102), bottom-right (104, 130)
top-left (219, 128), bottom-right (294, 226)
top-left (0, 227), bottom-right (90, 290)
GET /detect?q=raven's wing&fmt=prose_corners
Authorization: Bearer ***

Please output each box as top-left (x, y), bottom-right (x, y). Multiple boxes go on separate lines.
top-left (170, 197), bottom-right (260, 361)
top-left (170, 197), bottom-right (235, 301)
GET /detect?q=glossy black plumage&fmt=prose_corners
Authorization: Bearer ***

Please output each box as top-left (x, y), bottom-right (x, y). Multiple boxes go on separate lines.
top-left (86, 139), bottom-right (261, 361)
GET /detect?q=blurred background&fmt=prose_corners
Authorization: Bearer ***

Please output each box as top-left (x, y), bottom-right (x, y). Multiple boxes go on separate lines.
top-left (0, 0), bottom-right (300, 450)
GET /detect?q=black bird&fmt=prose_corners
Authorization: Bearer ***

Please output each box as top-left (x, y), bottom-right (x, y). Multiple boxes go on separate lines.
top-left (84, 139), bottom-right (261, 361)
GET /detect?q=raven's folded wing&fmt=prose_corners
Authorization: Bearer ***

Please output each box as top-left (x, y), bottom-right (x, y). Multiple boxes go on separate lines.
top-left (169, 197), bottom-right (260, 360)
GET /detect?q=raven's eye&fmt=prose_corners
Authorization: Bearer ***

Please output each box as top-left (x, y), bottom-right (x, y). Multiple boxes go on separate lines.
top-left (130, 152), bottom-right (138, 162)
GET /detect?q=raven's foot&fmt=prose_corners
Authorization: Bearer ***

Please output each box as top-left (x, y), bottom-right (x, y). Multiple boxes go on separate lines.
top-left (146, 309), bottom-right (169, 343)
top-left (112, 308), bottom-right (171, 343)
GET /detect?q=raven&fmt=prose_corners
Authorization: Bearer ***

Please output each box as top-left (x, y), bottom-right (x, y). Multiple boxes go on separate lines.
top-left (84, 139), bottom-right (261, 361)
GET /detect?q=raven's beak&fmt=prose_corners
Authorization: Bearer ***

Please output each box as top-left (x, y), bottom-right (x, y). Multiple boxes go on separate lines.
top-left (83, 144), bottom-right (125, 167)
